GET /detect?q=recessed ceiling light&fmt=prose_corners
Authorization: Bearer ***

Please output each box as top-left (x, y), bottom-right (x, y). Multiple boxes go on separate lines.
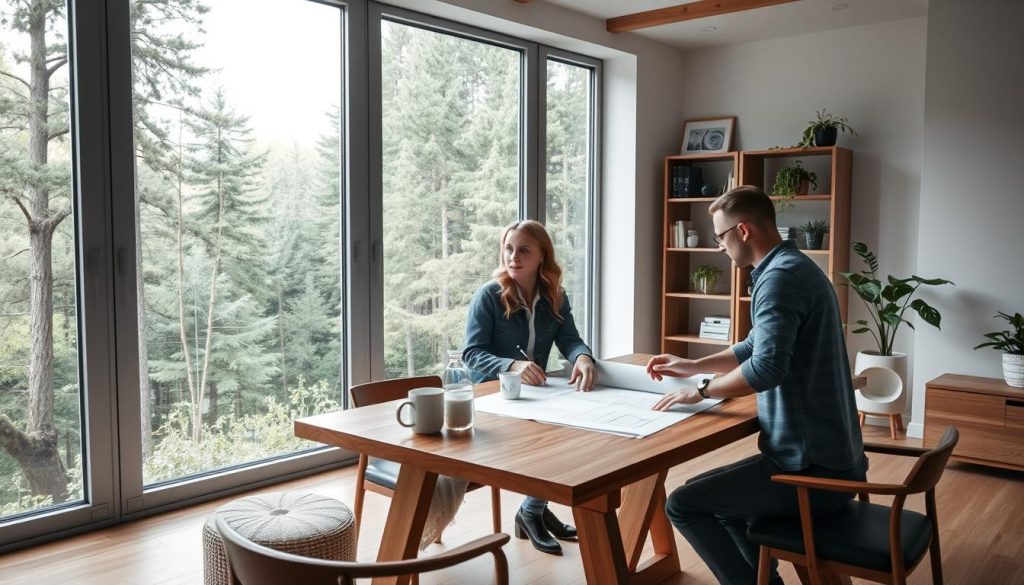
top-left (700, 25), bottom-right (718, 32)
top-left (832, 3), bottom-right (850, 11)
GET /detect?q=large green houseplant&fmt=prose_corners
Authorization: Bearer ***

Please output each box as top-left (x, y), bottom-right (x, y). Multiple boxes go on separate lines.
top-left (841, 242), bottom-right (953, 429)
top-left (840, 242), bottom-right (954, 356)
top-left (973, 311), bottom-right (1024, 387)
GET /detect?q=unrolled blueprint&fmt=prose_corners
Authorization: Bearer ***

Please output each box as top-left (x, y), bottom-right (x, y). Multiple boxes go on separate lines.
top-left (475, 360), bottom-right (722, 438)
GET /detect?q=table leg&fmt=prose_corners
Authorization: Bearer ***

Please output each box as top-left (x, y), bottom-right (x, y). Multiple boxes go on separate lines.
top-left (372, 464), bottom-right (438, 585)
top-left (573, 473), bottom-right (681, 585)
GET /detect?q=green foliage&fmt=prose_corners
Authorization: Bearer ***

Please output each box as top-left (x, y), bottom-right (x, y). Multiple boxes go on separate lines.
top-left (692, 265), bottom-right (722, 294)
top-left (145, 377), bottom-right (337, 484)
top-left (973, 312), bottom-right (1024, 355)
top-left (840, 242), bottom-right (953, 356)
top-left (800, 220), bottom-right (829, 237)
top-left (770, 160), bottom-right (818, 213)
top-left (797, 109), bottom-right (857, 148)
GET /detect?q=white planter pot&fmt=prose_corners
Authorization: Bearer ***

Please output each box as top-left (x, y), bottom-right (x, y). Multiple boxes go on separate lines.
top-left (854, 351), bottom-right (908, 415)
top-left (1003, 353), bottom-right (1024, 388)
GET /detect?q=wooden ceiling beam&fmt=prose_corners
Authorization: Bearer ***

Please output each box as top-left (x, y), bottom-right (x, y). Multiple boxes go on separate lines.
top-left (607, 0), bottom-right (800, 33)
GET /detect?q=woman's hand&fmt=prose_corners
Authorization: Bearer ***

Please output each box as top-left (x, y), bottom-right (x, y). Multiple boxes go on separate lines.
top-left (510, 360), bottom-right (547, 385)
top-left (569, 354), bottom-right (596, 391)
top-left (646, 354), bottom-right (698, 381)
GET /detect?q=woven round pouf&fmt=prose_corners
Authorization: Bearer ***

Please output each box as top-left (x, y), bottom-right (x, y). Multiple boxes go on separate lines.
top-left (203, 491), bottom-right (355, 585)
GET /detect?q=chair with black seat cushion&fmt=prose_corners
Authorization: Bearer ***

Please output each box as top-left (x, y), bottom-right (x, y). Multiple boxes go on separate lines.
top-left (350, 376), bottom-right (502, 546)
top-left (748, 426), bottom-right (959, 585)
top-left (217, 516), bottom-right (510, 585)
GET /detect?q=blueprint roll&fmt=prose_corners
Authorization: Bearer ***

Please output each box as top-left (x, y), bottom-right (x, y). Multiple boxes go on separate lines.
top-left (595, 359), bottom-right (710, 395)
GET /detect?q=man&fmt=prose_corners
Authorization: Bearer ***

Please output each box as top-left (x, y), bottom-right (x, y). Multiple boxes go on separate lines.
top-left (647, 185), bottom-right (866, 585)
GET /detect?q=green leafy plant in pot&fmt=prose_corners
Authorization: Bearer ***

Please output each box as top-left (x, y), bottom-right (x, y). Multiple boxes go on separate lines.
top-left (770, 160), bottom-right (818, 213)
top-left (798, 109), bottom-right (857, 148)
top-left (840, 242), bottom-right (954, 417)
top-left (692, 265), bottom-right (722, 295)
top-left (800, 220), bottom-right (829, 250)
top-left (973, 311), bottom-right (1024, 388)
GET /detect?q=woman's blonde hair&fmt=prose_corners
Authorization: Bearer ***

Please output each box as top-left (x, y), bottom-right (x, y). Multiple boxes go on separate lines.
top-left (493, 220), bottom-right (564, 321)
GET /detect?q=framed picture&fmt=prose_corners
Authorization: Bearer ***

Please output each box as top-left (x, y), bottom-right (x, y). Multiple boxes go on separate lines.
top-left (680, 116), bottom-right (736, 154)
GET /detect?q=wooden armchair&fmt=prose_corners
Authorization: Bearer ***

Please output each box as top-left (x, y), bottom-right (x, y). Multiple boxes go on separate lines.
top-left (748, 426), bottom-right (959, 585)
top-left (350, 376), bottom-right (502, 545)
top-left (216, 517), bottom-right (510, 585)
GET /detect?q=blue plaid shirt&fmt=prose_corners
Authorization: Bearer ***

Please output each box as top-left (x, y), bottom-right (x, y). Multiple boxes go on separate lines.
top-left (732, 241), bottom-right (864, 472)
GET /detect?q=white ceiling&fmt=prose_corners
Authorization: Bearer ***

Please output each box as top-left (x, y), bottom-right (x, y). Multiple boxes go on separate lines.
top-left (541, 0), bottom-right (929, 50)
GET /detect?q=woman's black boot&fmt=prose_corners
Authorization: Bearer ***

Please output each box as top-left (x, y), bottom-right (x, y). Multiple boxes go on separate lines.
top-left (542, 507), bottom-right (578, 540)
top-left (514, 509), bottom-right (562, 555)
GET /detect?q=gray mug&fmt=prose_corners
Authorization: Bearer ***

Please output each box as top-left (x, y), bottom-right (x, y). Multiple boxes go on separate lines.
top-left (396, 387), bottom-right (444, 434)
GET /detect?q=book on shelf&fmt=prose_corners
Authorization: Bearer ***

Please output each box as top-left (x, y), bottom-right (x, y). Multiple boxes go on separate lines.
top-left (699, 323), bottom-right (730, 336)
top-left (698, 331), bottom-right (730, 341)
top-left (672, 220), bottom-right (687, 248)
top-left (703, 315), bottom-right (731, 325)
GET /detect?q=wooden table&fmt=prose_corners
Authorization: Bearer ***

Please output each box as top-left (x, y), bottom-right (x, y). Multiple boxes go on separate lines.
top-left (295, 355), bottom-right (866, 585)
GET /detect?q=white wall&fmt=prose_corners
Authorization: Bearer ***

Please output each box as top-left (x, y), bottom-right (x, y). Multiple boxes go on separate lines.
top-left (672, 17), bottom-right (928, 422)
top-left (385, 0), bottom-right (690, 357)
top-left (909, 0), bottom-right (1024, 437)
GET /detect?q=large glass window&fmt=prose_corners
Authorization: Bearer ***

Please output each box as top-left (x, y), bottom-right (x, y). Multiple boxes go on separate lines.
top-left (0, 0), bottom-right (85, 519)
top-left (380, 20), bottom-right (520, 378)
top-left (545, 58), bottom-right (595, 345)
top-left (129, 0), bottom-right (345, 486)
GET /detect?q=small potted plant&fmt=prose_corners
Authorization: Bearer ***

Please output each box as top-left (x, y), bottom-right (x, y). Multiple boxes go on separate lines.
top-left (770, 160), bottom-right (818, 212)
top-left (801, 220), bottom-right (829, 250)
top-left (692, 265), bottom-right (722, 295)
top-left (973, 311), bottom-right (1024, 388)
top-left (798, 109), bottom-right (857, 147)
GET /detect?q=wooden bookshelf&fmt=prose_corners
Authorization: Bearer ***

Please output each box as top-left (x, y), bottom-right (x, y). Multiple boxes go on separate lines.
top-left (661, 147), bottom-right (852, 353)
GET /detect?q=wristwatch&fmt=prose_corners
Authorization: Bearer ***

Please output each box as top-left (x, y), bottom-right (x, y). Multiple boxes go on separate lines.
top-left (697, 377), bottom-right (712, 400)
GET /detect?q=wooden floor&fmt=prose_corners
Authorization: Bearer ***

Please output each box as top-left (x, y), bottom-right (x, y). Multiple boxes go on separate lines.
top-left (2, 425), bottom-right (1023, 584)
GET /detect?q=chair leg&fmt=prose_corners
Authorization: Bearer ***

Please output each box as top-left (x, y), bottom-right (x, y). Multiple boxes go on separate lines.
top-left (353, 453), bottom-right (368, 546)
top-left (889, 414), bottom-right (899, 439)
top-left (490, 486), bottom-right (501, 533)
top-left (896, 413), bottom-right (905, 433)
top-left (756, 545), bottom-right (772, 585)
top-left (858, 411), bottom-right (866, 426)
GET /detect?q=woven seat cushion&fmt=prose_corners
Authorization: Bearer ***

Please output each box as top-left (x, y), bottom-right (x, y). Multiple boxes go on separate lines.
top-left (203, 491), bottom-right (355, 585)
top-left (747, 500), bottom-right (933, 572)
top-left (365, 457), bottom-right (401, 490)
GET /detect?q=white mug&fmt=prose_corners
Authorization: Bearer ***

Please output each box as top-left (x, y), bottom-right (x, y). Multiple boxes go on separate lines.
top-left (498, 371), bottom-right (522, 400)
top-left (396, 387), bottom-right (444, 434)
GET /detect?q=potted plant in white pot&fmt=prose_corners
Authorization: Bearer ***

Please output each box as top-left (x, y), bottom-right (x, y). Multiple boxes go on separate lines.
top-left (691, 265), bottom-right (722, 295)
top-left (973, 311), bottom-right (1024, 388)
top-left (840, 242), bottom-right (954, 417)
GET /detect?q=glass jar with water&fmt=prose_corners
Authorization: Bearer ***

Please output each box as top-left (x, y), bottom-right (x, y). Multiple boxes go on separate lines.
top-left (442, 350), bottom-right (474, 432)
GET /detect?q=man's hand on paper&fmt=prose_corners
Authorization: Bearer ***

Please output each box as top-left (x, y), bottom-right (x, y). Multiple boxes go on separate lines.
top-left (568, 354), bottom-right (596, 391)
top-left (645, 353), bottom-right (700, 381)
top-left (652, 388), bottom-right (703, 411)
top-left (510, 360), bottom-right (547, 385)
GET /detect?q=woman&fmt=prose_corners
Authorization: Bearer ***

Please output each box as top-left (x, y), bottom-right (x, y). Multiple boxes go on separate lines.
top-left (463, 220), bottom-right (596, 555)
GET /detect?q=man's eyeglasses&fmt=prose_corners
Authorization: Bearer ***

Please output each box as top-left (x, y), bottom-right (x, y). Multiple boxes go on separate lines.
top-left (713, 224), bottom-right (740, 246)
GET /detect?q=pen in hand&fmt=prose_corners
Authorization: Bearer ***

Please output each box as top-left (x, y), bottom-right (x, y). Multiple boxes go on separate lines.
top-left (517, 345), bottom-right (546, 385)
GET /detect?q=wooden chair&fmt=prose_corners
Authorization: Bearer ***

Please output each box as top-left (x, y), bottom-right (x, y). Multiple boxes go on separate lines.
top-left (216, 516), bottom-right (510, 585)
top-left (350, 376), bottom-right (502, 545)
top-left (748, 426), bottom-right (959, 585)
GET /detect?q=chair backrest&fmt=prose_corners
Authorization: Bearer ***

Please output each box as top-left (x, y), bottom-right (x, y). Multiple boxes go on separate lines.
top-left (349, 375), bottom-right (443, 408)
top-left (904, 426), bottom-right (959, 493)
top-left (216, 517), bottom-right (510, 585)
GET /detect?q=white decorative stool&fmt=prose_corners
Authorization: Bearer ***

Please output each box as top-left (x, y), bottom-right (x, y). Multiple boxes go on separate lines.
top-left (854, 365), bottom-right (907, 439)
top-left (203, 491), bottom-right (356, 585)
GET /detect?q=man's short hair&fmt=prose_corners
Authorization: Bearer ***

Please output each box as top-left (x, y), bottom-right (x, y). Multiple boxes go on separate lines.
top-left (708, 185), bottom-right (776, 227)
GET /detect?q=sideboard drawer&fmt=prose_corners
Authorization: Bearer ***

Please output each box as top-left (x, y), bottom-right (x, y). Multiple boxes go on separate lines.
top-left (926, 388), bottom-right (1005, 426)
top-left (1006, 400), bottom-right (1024, 431)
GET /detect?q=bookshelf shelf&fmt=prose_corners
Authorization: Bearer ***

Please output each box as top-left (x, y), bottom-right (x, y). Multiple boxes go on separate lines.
top-left (667, 247), bottom-right (722, 253)
top-left (666, 292), bottom-right (731, 300)
top-left (664, 334), bottom-right (732, 346)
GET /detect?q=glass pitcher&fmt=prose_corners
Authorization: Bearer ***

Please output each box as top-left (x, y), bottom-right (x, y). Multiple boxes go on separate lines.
top-left (442, 350), bottom-right (474, 432)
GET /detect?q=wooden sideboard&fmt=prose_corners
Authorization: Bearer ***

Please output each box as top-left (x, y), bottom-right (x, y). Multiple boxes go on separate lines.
top-left (924, 374), bottom-right (1024, 471)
